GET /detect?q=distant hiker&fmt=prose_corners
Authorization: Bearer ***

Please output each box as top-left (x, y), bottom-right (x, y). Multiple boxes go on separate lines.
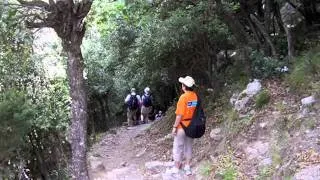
top-left (155, 110), bottom-right (163, 121)
top-left (125, 88), bottom-right (141, 126)
top-left (167, 76), bottom-right (197, 176)
top-left (141, 87), bottom-right (153, 124)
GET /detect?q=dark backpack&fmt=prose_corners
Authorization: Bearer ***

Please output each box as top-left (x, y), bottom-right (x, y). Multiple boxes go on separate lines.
top-left (180, 94), bottom-right (206, 138)
top-left (142, 94), bottom-right (152, 107)
top-left (127, 95), bottom-right (139, 110)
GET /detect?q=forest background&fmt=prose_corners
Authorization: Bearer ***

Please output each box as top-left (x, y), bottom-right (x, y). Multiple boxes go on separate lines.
top-left (0, 0), bottom-right (319, 178)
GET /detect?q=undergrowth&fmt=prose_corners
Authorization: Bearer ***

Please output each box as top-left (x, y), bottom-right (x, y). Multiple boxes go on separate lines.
top-left (287, 46), bottom-right (320, 93)
top-left (215, 148), bottom-right (241, 180)
top-left (255, 89), bottom-right (270, 109)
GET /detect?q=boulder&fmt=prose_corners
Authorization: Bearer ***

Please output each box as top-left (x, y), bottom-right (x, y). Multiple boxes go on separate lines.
top-left (245, 141), bottom-right (269, 160)
top-left (294, 165), bottom-right (320, 180)
top-left (234, 96), bottom-right (251, 111)
top-left (281, 2), bottom-right (305, 29)
top-left (145, 161), bottom-right (164, 170)
top-left (90, 160), bottom-right (105, 170)
top-left (230, 93), bottom-right (238, 106)
top-left (299, 96), bottom-right (317, 118)
top-left (210, 128), bottom-right (223, 141)
top-left (136, 148), bottom-right (146, 157)
top-left (246, 79), bottom-right (262, 96)
top-left (301, 96), bottom-right (316, 107)
top-left (230, 79), bottom-right (262, 112)
top-left (259, 157), bottom-right (272, 166)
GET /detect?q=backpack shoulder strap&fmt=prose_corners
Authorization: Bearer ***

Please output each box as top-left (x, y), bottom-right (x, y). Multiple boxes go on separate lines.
top-left (196, 93), bottom-right (201, 108)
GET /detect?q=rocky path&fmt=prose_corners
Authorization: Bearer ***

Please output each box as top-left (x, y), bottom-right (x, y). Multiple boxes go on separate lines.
top-left (88, 123), bottom-right (152, 180)
top-left (88, 122), bottom-right (199, 180)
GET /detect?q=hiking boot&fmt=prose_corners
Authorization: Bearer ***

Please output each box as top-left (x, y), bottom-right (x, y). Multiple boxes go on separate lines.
top-left (184, 165), bottom-right (192, 176)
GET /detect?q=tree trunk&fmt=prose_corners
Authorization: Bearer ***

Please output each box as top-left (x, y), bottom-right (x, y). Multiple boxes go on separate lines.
top-left (264, 0), bottom-right (273, 33)
top-left (29, 132), bottom-right (50, 180)
top-left (214, 0), bottom-right (249, 46)
top-left (274, 2), bottom-right (285, 33)
top-left (247, 16), bottom-right (263, 49)
top-left (264, 0), bottom-right (273, 55)
top-left (64, 43), bottom-right (89, 180)
top-left (250, 14), bottom-right (278, 56)
top-left (285, 27), bottom-right (295, 60)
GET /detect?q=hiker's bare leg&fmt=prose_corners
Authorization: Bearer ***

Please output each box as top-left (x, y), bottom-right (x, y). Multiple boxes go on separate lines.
top-left (145, 113), bottom-right (149, 123)
top-left (173, 128), bottom-right (184, 169)
top-left (174, 161), bottom-right (181, 169)
top-left (146, 106), bottom-right (152, 123)
top-left (132, 109), bottom-right (137, 125)
top-left (184, 135), bottom-right (193, 167)
top-left (127, 110), bottom-right (133, 126)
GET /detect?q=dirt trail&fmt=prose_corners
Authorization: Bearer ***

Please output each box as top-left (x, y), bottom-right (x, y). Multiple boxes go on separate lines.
top-left (88, 123), bottom-right (152, 180)
top-left (88, 122), bottom-right (199, 180)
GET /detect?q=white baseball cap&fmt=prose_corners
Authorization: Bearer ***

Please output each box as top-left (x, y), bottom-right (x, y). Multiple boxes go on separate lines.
top-left (131, 88), bottom-right (136, 95)
top-left (178, 76), bottom-right (195, 87)
top-left (144, 87), bottom-right (150, 94)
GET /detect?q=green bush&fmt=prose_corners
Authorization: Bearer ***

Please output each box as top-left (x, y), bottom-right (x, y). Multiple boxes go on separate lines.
top-left (0, 90), bottom-right (34, 160)
top-left (221, 167), bottom-right (238, 180)
top-left (199, 161), bottom-right (214, 177)
top-left (250, 51), bottom-right (284, 79)
top-left (255, 90), bottom-right (270, 109)
top-left (287, 46), bottom-right (320, 92)
top-left (216, 152), bottom-right (239, 180)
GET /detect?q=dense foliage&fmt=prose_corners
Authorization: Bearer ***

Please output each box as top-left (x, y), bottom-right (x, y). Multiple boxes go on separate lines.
top-left (0, 7), bottom-right (70, 179)
top-left (1, 0), bottom-right (319, 178)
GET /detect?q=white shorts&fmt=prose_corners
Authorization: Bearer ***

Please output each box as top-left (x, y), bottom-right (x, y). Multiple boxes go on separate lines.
top-left (173, 128), bottom-right (193, 162)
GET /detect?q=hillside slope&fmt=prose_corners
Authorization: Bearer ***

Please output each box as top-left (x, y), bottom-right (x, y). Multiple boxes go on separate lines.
top-left (143, 79), bottom-right (320, 179)
top-left (88, 78), bottom-right (319, 179)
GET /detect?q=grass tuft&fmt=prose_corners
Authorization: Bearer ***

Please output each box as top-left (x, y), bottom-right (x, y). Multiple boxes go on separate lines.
top-left (255, 90), bottom-right (270, 109)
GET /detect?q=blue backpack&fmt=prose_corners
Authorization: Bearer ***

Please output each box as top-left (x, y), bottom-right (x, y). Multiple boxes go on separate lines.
top-left (142, 94), bottom-right (152, 107)
top-left (127, 95), bottom-right (139, 110)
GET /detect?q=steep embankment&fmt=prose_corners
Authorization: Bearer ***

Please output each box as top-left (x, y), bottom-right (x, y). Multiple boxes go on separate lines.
top-left (89, 79), bottom-right (319, 180)
top-left (143, 80), bottom-right (320, 179)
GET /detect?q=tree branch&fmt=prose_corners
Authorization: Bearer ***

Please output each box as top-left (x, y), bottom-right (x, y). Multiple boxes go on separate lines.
top-left (17, 0), bottom-right (49, 9)
top-left (250, 14), bottom-right (278, 56)
top-left (26, 21), bottom-right (48, 28)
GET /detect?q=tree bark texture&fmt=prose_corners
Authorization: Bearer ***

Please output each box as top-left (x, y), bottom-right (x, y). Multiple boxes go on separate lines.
top-left (285, 27), bottom-right (295, 60)
top-left (65, 43), bottom-right (89, 180)
top-left (264, 0), bottom-right (273, 55)
top-left (264, 0), bottom-right (273, 33)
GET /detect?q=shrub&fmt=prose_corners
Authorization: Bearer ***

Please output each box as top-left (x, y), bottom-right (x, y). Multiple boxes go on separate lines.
top-left (250, 51), bottom-right (284, 79)
top-left (255, 90), bottom-right (270, 109)
top-left (199, 161), bottom-right (214, 177)
top-left (287, 46), bottom-right (320, 92)
top-left (0, 90), bottom-right (34, 161)
top-left (216, 150), bottom-right (239, 180)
